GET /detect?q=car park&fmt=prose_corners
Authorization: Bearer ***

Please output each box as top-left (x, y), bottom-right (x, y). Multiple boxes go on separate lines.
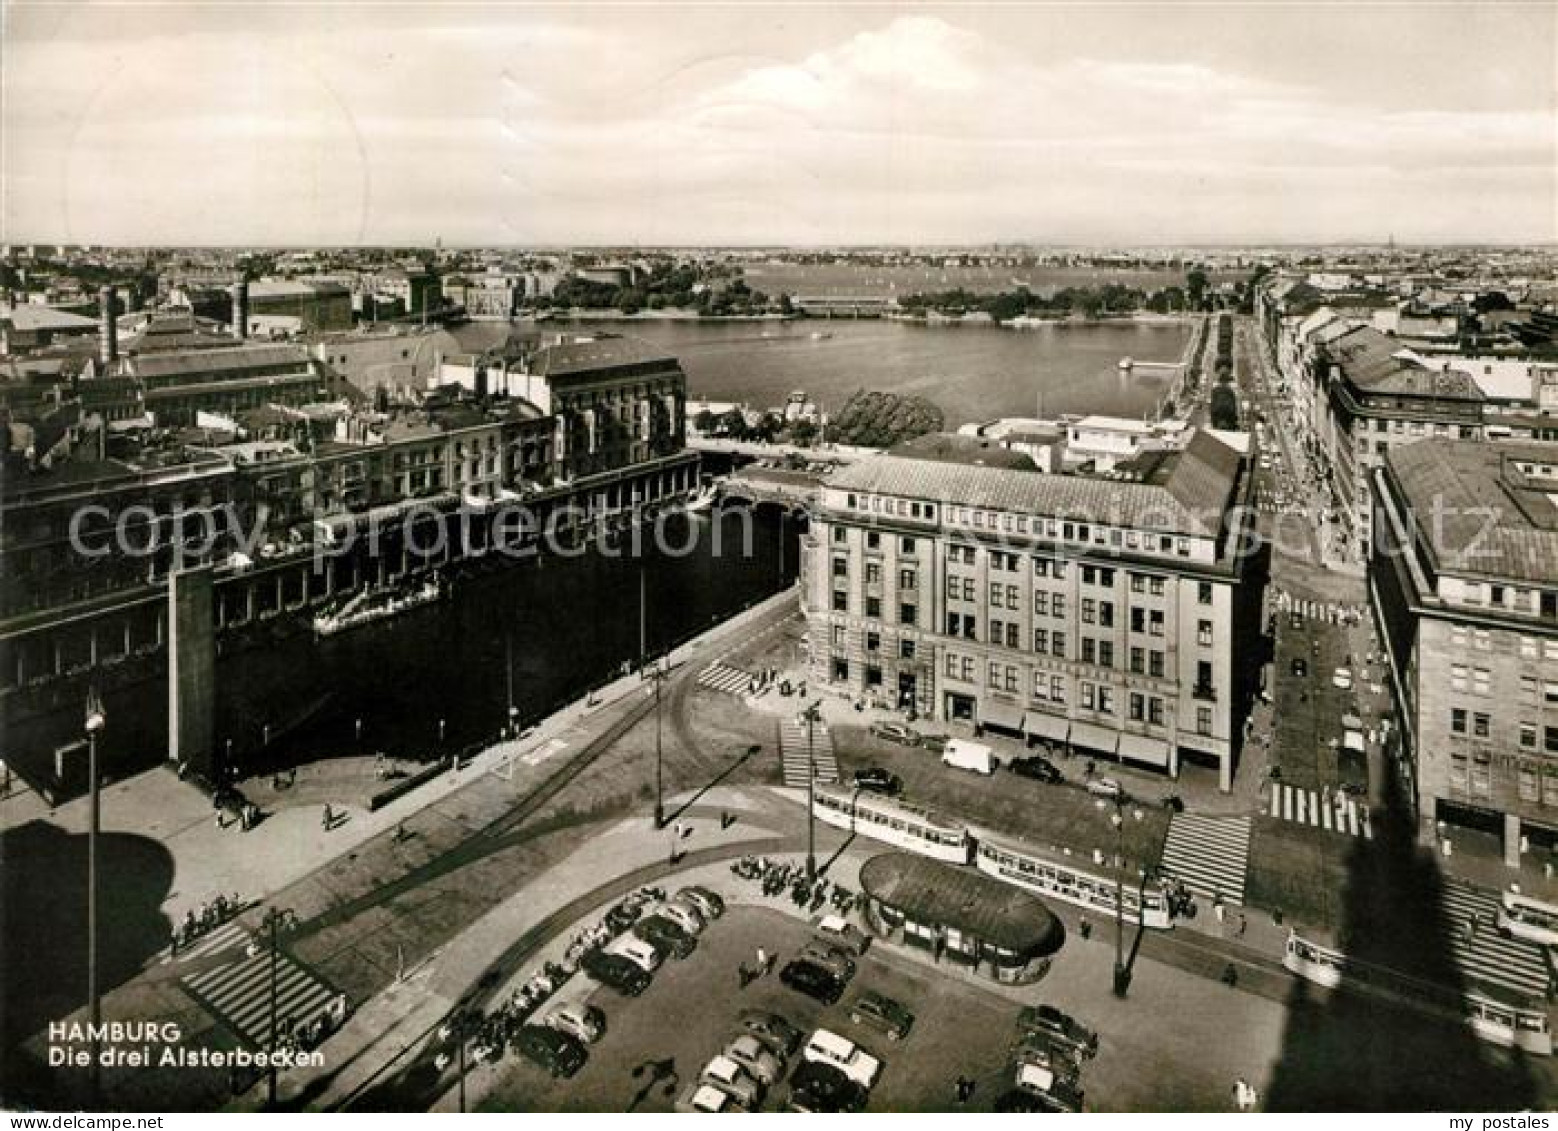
top-left (580, 948), bottom-right (651, 996)
top-left (1009, 755), bottom-right (1062, 784)
top-left (780, 958), bottom-right (845, 1004)
top-left (801, 1028), bottom-right (882, 1088)
top-left (513, 1024), bottom-right (588, 1078)
top-left (799, 940), bottom-right (857, 982)
top-left (677, 885), bottom-right (725, 920)
top-left (1085, 776), bottom-right (1124, 799)
top-left (1017, 1004), bottom-right (1099, 1059)
top-left (634, 914), bottom-right (696, 959)
top-left (723, 1033), bottom-right (784, 1086)
top-left (853, 767), bottom-right (903, 795)
top-left (787, 1061), bottom-right (868, 1113)
top-left (814, 914), bottom-right (871, 954)
top-left (700, 1054), bottom-right (763, 1108)
top-left (868, 722), bottom-right (920, 747)
top-left (675, 1082), bottom-right (747, 1113)
top-left (660, 899), bottom-right (707, 936)
top-left (738, 1010), bottom-right (803, 1056)
top-left (848, 991), bottom-right (914, 1042)
top-left (543, 1001), bottom-right (605, 1044)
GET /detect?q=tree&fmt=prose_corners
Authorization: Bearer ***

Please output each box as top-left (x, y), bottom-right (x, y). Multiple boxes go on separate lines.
top-left (718, 408), bottom-right (748, 438)
top-left (1187, 267), bottom-right (1209, 311)
top-left (1210, 383), bottom-right (1240, 430)
top-left (692, 409), bottom-right (714, 434)
top-left (790, 419), bottom-right (818, 446)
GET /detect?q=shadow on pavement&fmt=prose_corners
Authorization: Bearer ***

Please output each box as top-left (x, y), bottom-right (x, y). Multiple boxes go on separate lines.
top-left (1, 819), bottom-right (175, 1103)
top-left (1262, 763), bottom-right (1538, 1110)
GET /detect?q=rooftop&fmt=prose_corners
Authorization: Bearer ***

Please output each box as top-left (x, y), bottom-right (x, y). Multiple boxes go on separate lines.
top-left (124, 343), bottom-right (312, 379)
top-left (529, 335), bottom-right (678, 378)
top-left (1388, 439), bottom-right (1558, 585)
top-left (858, 851), bottom-right (1062, 955)
top-left (0, 304), bottom-right (98, 333)
top-left (826, 429), bottom-right (1243, 539)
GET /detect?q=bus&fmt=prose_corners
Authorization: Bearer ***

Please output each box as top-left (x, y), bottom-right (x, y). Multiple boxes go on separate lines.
top-left (1497, 891), bottom-right (1558, 948)
top-left (811, 784), bottom-right (972, 864)
top-left (973, 832), bottom-right (1173, 931)
top-left (1282, 932), bottom-right (1552, 1057)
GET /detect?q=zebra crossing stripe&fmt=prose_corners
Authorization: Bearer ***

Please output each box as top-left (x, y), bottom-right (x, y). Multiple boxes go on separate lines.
top-left (164, 920), bottom-right (250, 965)
top-left (1269, 785), bottom-right (1372, 839)
top-left (183, 950), bottom-right (339, 1047)
top-left (1159, 814), bottom-right (1251, 906)
top-left (698, 662), bottom-right (753, 696)
top-left (1441, 881), bottom-right (1550, 1001)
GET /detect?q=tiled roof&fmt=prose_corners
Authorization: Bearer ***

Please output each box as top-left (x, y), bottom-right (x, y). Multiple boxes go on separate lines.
top-left (530, 335), bottom-right (677, 377)
top-left (0, 304), bottom-right (98, 332)
top-left (825, 430), bottom-right (1241, 538)
top-left (124, 344), bottom-right (311, 378)
top-left (1326, 325), bottom-right (1482, 401)
top-left (1388, 439), bottom-right (1558, 585)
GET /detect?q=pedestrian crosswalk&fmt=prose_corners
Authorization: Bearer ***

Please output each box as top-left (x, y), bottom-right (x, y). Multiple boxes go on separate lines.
top-left (182, 947), bottom-right (341, 1048)
top-left (698, 661), bottom-right (754, 697)
top-left (778, 715), bottom-right (839, 788)
top-left (1441, 880), bottom-right (1552, 1003)
top-left (163, 920), bottom-right (250, 965)
top-left (1158, 813), bottom-right (1251, 906)
top-left (1267, 784), bottom-right (1373, 839)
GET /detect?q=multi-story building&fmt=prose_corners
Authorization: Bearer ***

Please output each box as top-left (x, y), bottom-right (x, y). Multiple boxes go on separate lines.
top-left (802, 430), bottom-right (1259, 791)
top-left (1372, 439), bottom-right (1558, 867)
top-left (121, 343), bottom-right (334, 426)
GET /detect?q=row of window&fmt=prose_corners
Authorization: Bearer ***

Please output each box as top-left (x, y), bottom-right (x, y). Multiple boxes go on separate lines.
top-left (831, 527), bottom-right (920, 556)
top-left (831, 504), bottom-right (1198, 559)
top-left (1447, 625), bottom-right (1558, 656)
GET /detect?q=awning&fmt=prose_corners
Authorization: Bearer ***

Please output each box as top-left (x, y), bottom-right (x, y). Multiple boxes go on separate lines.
top-left (1070, 722), bottom-right (1120, 756)
top-left (981, 698), bottom-right (1026, 733)
top-left (1024, 712), bottom-right (1070, 743)
top-left (1118, 732), bottom-right (1170, 768)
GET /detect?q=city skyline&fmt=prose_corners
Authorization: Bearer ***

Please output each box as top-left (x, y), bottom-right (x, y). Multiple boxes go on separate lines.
top-left (3, 1), bottom-right (1555, 248)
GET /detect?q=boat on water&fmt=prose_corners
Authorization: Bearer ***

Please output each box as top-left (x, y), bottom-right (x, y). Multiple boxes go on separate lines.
top-left (314, 576), bottom-right (446, 638)
top-left (1118, 357), bottom-right (1134, 370)
top-left (809, 330), bottom-right (833, 341)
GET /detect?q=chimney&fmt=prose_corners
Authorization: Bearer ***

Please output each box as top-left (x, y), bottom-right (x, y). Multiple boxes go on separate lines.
top-left (231, 279), bottom-right (249, 341)
top-left (98, 285), bottom-right (118, 365)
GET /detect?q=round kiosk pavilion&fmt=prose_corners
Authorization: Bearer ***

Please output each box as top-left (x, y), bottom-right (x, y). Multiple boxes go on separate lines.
top-left (858, 851), bottom-right (1064, 984)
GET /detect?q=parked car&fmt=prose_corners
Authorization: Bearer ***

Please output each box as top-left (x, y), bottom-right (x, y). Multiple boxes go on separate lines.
top-left (660, 898), bottom-right (708, 936)
top-left (700, 1054), bottom-right (763, 1108)
top-left (1009, 755), bottom-right (1062, 784)
top-left (942, 738), bottom-right (998, 775)
top-left (634, 914), bottom-right (696, 959)
top-left (853, 767), bottom-right (903, 795)
top-left (677, 885), bottom-right (725, 920)
top-left (513, 1024), bottom-right (587, 1078)
top-left (1012, 1060), bottom-right (1085, 1112)
top-left (723, 1034), bottom-right (783, 1086)
top-left (802, 1028), bottom-right (882, 1088)
top-left (1017, 1004), bottom-right (1099, 1059)
top-left (675, 1082), bottom-right (747, 1113)
top-left (917, 733), bottom-right (950, 755)
top-left (780, 959), bottom-right (845, 1005)
top-left (1085, 776), bottom-right (1124, 800)
top-left (1332, 667), bottom-right (1354, 690)
top-left (1011, 1034), bottom-right (1084, 1081)
top-left (542, 1001), bottom-right (605, 1044)
top-left (994, 1088), bottom-right (1051, 1112)
top-left (738, 1010), bottom-right (803, 1056)
top-left (580, 948), bottom-right (651, 996)
top-left (799, 940), bottom-right (857, 982)
top-left (607, 933), bottom-right (666, 973)
top-left (787, 1060), bottom-right (867, 1113)
top-left (847, 991), bottom-right (914, 1042)
top-left (1290, 657), bottom-right (1308, 677)
top-left (869, 722), bottom-right (920, 747)
top-left (814, 914), bottom-right (871, 954)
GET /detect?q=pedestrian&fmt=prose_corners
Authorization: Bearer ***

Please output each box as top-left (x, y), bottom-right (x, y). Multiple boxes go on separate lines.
top-left (757, 947), bottom-right (768, 972)
top-left (321, 803), bottom-right (333, 830)
top-left (1546, 860), bottom-right (1554, 883)
top-left (1222, 963), bottom-right (1238, 988)
top-left (215, 809), bottom-right (226, 832)
top-left (1238, 913), bottom-right (1247, 938)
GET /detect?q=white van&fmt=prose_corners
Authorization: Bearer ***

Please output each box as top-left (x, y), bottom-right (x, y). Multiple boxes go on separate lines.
top-left (802, 1028), bottom-right (882, 1088)
top-left (942, 738), bottom-right (997, 775)
top-left (608, 934), bottom-right (665, 974)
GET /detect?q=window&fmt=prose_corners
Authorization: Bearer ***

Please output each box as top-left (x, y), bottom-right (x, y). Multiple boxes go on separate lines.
top-left (1149, 698), bottom-right (1165, 726)
top-left (945, 653), bottom-right (960, 677)
top-left (1451, 708), bottom-right (1468, 735)
top-left (1474, 629), bottom-right (1491, 650)
top-left (833, 591), bottom-right (848, 612)
top-left (831, 625), bottom-right (846, 646)
top-left (866, 631), bottom-right (881, 653)
top-left (991, 619), bottom-right (1005, 645)
top-left (1081, 638), bottom-right (1096, 664)
top-left (1522, 636), bottom-right (1539, 659)
top-left (1007, 584), bottom-right (1020, 609)
top-left (1080, 683), bottom-right (1096, 710)
top-left (832, 658), bottom-right (849, 681)
top-left (1130, 647), bottom-right (1145, 674)
top-left (1053, 594), bottom-right (1067, 618)
top-left (1150, 577), bottom-right (1165, 596)
top-left (1473, 712), bottom-right (1490, 738)
top-left (899, 603), bottom-right (917, 626)
top-left (1521, 722), bottom-right (1538, 749)
top-left (832, 556), bottom-right (848, 578)
top-left (1099, 642), bottom-right (1114, 668)
top-left (899, 639), bottom-right (916, 660)
top-left (1082, 599), bottom-right (1097, 625)
top-left (899, 569), bottom-right (917, 590)
top-left (1100, 601), bottom-right (1115, 628)
top-left (1545, 682), bottom-right (1558, 706)
top-left (1034, 592), bottom-right (1049, 617)
top-left (962, 657), bottom-right (975, 681)
top-left (1034, 558), bottom-right (1051, 578)
top-left (1129, 693), bottom-right (1145, 721)
top-left (1198, 581), bottom-right (1213, 605)
top-left (947, 575), bottom-right (962, 599)
top-left (1005, 666), bottom-right (1019, 693)
top-left (1097, 688), bottom-right (1114, 715)
top-left (1473, 668), bottom-right (1490, 696)
top-left (866, 597), bottom-right (881, 619)
top-left (1149, 650), bottom-right (1165, 678)
top-left (1197, 619), bottom-right (1214, 647)
top-left (1450, 665), bottom-right (1468, 692)
top-left (963, 578), bottom-right (976, 601)
top-left (1195, 661), bottom-right (1214, 698)
top-left (1131, 574), bottom-right (1145, 594)
top-left (1006, 623), bottom-right (1019, 648)
top-left (1050, 674), bottom-right (1066, 703)
top-left (1546, 726), bottom-right (1558, 754)
top-left (1150, 610), bottom-right (1165, 637)
top-left (865, 665), bottom-right (883, 688)
top-left (833, 526), bottom-right (847, 544)
top-left (866, 532), bottom-right (881, 550)
top-left (988, 662), bottom-right (1002, 689)
top-left (1051, 631), bottom-right (1067, 658)
top-left (990, 582), bottom-right (1004, 607)
top-left (1522, 676), bottom-right (1538, 701)
top-left (900, 537), bottom-right (916, 555)
top-left (1196, 707), bottom-right (1213, 736)
top-left (1034, 628), bottom-right (1049, 654)
top-left (866, 562), bottom-right (882, 585)
top-left (1521, 765), bottom-right (1539, 803)
top-left (1131, 607), bottom-right (1146, 633)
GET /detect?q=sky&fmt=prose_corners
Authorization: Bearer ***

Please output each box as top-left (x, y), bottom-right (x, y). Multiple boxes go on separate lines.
top-left (2, 1), bottom-right (1554, 247)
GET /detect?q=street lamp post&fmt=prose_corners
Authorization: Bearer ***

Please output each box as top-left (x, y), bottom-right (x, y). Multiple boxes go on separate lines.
top-left (260, 906), bottom-right (296, 1107)
top-left (801, 700), bottom-right (822, 880)
top-left (1109, 801), bottom-right (1131, 998)
top-left (83, 688), bottom-right (106, 1104)
top-left (639, 568), bottom-right (666, 829)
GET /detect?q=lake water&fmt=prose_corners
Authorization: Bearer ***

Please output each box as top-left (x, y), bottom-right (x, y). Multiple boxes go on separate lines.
top-left (566, 317), bottom-right (1196, 425)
